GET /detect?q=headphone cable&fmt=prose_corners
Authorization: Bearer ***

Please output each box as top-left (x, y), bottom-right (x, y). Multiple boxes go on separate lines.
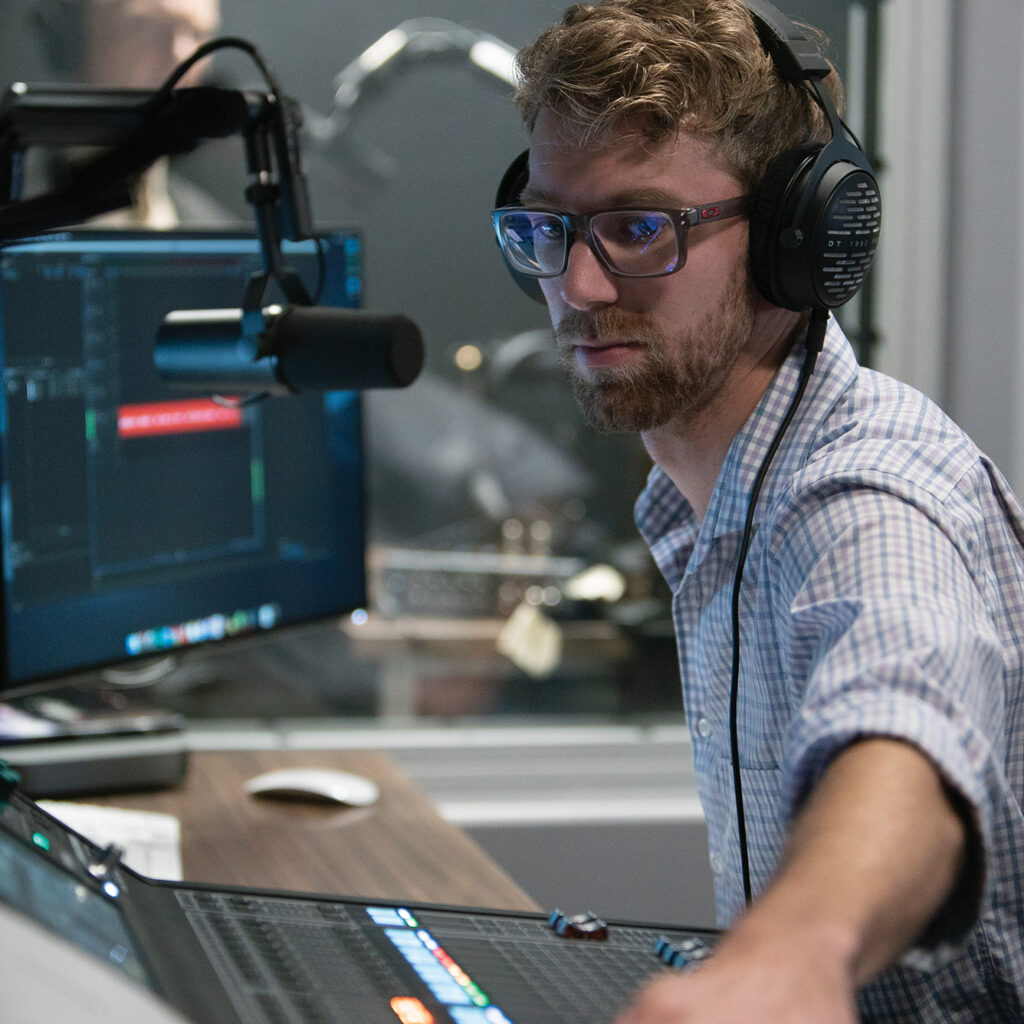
top-left (730, 306), bottom-right (828, 904)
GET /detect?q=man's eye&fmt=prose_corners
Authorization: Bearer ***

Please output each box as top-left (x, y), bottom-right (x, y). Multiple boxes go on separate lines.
top-left (622, 216), bottom-right (665, 243)
top-left (536, 219), bottom-right (566, 241)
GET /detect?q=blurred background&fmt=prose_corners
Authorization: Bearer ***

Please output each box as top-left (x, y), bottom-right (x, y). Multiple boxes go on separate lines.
top-left (0, 0), bottom-right (1020, 923)
top-left (1, 0), bottom-right (1018, 724)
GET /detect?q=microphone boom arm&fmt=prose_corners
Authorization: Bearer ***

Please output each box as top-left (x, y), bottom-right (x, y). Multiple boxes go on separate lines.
top-left (0, 38), bottom-right (424, 397)
top-left (0, 81), bottom-right (309, 244)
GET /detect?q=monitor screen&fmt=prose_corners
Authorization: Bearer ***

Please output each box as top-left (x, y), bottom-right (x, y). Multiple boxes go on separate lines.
top-left (0, 229), bottom-right (367, 696)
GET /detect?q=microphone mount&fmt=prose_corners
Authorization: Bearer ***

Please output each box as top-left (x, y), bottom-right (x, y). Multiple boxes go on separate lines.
top-left (0, 37), bottom-right (423, 397)
top-left (0, 83), bottom-right (307, 242)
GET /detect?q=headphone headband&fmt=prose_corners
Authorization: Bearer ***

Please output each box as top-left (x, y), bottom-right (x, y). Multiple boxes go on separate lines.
top-left (743, 0), bottom-right (831, 81)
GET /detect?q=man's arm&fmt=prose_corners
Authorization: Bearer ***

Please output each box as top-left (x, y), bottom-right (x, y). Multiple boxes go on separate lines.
top-left (616, 737), bottom-right (969, 1023)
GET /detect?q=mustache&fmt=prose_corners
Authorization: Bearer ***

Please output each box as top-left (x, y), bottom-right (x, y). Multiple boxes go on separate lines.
top-left (554, 308), bottom-right (663, 346)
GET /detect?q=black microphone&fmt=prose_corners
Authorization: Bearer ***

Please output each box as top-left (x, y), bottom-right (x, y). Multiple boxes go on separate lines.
top-left (155, 304), bottom-right (424, 395)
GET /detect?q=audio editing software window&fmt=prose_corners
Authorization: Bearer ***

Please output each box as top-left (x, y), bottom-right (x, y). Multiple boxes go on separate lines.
top-left (0, 232), bottom-right (367, 689)
top-left (6, 247), bottom-right (267, 590)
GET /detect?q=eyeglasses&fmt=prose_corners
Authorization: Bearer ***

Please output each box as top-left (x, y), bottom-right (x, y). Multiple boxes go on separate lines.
top-left (491, 196), bottom-right (752, 279)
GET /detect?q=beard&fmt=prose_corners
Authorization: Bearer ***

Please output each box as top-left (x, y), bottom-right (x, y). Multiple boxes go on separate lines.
top-left (554, 262), bottom-right (756, 434)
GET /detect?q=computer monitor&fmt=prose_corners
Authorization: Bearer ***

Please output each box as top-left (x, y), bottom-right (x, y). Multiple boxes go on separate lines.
top-left (0, 229), bottom-right (367, 699)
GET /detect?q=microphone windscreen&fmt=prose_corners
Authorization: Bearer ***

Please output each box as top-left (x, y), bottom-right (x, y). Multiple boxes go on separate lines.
top-left (269, 306), bottom-right (424, 392)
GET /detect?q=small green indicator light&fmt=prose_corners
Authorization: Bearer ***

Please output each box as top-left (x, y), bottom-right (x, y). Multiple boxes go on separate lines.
top-left (251, 460), bottom-right (266, 504)
top-left (31, 832), bottom-right (50, 851)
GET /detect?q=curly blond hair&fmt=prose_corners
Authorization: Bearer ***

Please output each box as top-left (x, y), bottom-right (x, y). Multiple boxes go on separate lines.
top-left (513, 0), bottom-right (841, 191)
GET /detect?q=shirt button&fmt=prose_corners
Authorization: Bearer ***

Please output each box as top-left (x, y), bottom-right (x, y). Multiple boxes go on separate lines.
top-left (710, 853), bottom-right (724, 875)
top-left (695, 716), bottom-right (713, 739)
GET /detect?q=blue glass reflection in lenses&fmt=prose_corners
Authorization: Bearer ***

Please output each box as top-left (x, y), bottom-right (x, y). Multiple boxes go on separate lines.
top-left (592, 211), bottom-right (679, 274)
top-left (500, 211), bottom-right (566, 274)
top-left (498, 209), bottom-right (682, 277)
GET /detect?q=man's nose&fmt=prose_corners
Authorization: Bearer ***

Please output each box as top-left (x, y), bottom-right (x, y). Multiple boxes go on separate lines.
top-left (557, 237), bottom-right (619, 310)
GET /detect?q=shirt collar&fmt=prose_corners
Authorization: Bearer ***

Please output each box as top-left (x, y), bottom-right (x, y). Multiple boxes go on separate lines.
top-left (636, 316), bottom-right (859, 586)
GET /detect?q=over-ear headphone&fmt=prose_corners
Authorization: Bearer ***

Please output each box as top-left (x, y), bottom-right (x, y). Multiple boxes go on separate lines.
top-left (494, 0), bottom-right (881, 313)
top-left (494, 149), bottom-right (540, 302)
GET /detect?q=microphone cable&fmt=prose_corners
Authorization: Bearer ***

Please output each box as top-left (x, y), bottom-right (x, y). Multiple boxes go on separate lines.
top-left (148, 36), bottom-right (281, 107)
top-left (730, 305), bottom-right (828, 905)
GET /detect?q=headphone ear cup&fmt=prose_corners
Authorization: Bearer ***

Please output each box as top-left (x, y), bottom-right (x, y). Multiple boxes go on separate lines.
top-left (748, 143), bottom-right (821, 309)
top-left (493, 150), bottom-right (546, 304)
top-left (750, 141), bottom-right (882, 312)
top-left (496, 149), bottom-right (530, 208)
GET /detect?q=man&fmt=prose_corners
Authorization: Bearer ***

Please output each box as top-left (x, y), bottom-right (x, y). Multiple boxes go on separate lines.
top-left (83, 0), bottom-right (228, 226)
top-left (22, 0), bottom-right (229, 226)
top-left (79, 0), bottom-right (220, 89)
top-left (492, 1), bottom-right (1024, 1021)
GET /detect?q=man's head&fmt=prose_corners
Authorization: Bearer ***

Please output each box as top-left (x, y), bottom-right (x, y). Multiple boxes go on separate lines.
top-left (81, 0), bottom-right (221, 88)
top-left (512, 0), bottom-right (837, 195)
top-left (502, 0), bottom-right (843, 437)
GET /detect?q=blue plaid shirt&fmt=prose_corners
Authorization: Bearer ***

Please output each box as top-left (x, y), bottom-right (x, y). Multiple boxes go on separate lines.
top-left (635, 319), bottom-right (1024, 1021)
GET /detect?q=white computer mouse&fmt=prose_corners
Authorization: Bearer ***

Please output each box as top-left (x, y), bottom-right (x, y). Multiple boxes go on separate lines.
top-left (244, 767), bottom-right (380, 807)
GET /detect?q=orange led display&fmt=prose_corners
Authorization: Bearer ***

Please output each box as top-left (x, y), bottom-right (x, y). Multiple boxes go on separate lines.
top-left (389, 996), bottom-right (435, 1024)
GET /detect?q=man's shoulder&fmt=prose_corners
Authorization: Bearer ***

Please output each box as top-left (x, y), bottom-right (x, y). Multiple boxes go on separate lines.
top-left (798, 364), bottom-right (982, 501)
top-left (757, 364), bottom-right (1000, 570)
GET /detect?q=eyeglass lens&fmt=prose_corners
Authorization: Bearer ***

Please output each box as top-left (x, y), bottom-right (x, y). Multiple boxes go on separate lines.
top-left (498, 210), bottom-right (682, 277)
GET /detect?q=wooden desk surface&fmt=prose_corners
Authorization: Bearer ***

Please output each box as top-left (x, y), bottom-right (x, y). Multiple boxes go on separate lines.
top-left (91, 748), bottom-right (539, 912)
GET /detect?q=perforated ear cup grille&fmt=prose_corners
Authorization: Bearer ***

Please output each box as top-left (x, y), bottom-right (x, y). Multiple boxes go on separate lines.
top-left (749, 142), bottom-right (881, 311)
top-left (814, 169), bottom-right (881, 307)
top-left (748, 143), bottom-right (821, 306)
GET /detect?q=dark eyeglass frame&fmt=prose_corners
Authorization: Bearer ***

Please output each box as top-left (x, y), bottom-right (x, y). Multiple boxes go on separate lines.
top-left (491, 196), bottom-right (753, 279)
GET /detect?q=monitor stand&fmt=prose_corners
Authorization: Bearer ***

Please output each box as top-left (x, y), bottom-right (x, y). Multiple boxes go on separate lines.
top-left (0, 682), bottom-right (189, 799)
